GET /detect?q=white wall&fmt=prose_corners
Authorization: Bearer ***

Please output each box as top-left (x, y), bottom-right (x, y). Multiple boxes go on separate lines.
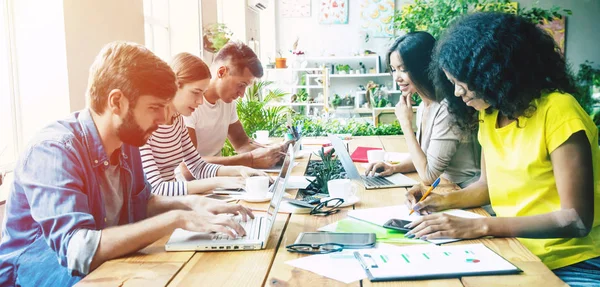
top-left (63, 0), bottom-right (145, 112)
top-left (275, 0), bottom-right (412, 62)
top-left (517, 0), bottom-right (600, 71)
top-left (169, 0), bottom-right (202, 57)
top-left (12, 0), bottom-right (70, 146)
top-left (274, 0), bottom-right (600, 71)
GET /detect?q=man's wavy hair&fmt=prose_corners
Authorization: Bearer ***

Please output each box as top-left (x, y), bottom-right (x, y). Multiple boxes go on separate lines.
top-left (431, 12), bottom-right (577, 131)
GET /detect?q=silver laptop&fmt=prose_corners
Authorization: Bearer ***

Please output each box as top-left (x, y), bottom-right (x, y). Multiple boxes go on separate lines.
top-left (328, 135), bottom-right (417, 189)
top-left (165, 144), bottom-right (295, 251)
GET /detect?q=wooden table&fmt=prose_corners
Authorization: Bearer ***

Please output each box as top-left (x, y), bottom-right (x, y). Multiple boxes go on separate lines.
top-left (79, 136), bottom-right (566, 287)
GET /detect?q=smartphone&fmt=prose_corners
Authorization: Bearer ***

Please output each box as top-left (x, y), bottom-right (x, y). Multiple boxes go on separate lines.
top-left (294, 232), bottom-right (376, 248)
top-left (213, 188), bottom-right (246, 195)
top-left (383, 219), bottom-right (413, 232)
top-left (205, 194), bottom-right (236, 202)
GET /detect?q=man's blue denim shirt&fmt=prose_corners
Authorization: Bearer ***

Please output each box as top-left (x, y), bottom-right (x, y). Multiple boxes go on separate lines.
top-left (0, 109), bottom-right (151, 286)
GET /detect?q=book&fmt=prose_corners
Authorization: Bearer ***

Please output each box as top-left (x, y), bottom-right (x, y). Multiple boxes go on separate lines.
top-left (350, 147), bottom-right (382, 162)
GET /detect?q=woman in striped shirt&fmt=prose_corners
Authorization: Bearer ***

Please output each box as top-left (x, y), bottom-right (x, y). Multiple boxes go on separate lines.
top-left (140, 53), bottom-right (267, 196)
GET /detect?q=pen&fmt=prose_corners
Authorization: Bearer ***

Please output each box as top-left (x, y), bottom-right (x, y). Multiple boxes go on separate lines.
top-left (409, 177), bottom-right (441, 215)
top-left (354, 252), bottom-right (369, 270)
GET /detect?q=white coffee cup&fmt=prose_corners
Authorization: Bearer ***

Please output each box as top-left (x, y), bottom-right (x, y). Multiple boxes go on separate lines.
top-left (245, 176), bottom-right (269, 198)
top-left (327, 179), bottom-right (357, 200)
top-left (367, 150), bottom-right (386, 164)
top-left (253, 130), bottom-right (269, 143)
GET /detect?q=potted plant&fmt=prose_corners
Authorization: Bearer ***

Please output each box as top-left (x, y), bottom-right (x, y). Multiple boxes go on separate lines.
top-left (202, 23), bottom-right (232, 53)
top-left (275, 50), bottom-right (287, 69)
top-left (336, 64), bottom-right (350, 74)
top-left (304, 148), bottom-right (346, 195)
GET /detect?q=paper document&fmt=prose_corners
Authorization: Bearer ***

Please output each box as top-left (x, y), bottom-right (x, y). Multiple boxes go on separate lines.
top-left (259, 162), bottom-right (299, 173)
top-left (348, 205), bottom-right (484, 244)
top-left (285, 176), bottom-right (316, 189)
top-left (286, 243), bottom-right (404, 284)
top-left (355, 243), bottom-right (520, 282)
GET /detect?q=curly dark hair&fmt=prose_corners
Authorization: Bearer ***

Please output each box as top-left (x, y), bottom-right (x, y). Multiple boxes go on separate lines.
top-left (431, 12), bottom-right (577, 131)
top-left (386, 32), bottom-right (437, 101)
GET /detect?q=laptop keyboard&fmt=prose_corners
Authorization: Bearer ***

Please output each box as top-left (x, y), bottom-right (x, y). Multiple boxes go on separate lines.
top-left (213, 216), bottom-right (262, 241)
top-left (361, 175), bottom-right (395, 187)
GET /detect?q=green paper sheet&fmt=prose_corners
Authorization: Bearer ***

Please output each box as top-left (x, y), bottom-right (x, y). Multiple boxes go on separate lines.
top-left (334, 218), bottom-right (428, 244)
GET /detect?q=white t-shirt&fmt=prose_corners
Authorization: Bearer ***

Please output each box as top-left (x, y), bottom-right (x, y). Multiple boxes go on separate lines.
top-left (183, 97), bottom-right (239, 156)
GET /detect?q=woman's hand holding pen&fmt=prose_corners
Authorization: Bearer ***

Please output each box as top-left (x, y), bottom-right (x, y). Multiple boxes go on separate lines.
top-left (404, 214), bottom-right (487, 240)
top-left (405, 183), bottom-right (449, 215)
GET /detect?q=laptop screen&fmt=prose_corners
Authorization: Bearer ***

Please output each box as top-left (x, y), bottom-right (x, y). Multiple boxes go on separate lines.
top-left (328, 135), bottom-right (361, 179)
top-left (264, 143), bottom-right (294, 230)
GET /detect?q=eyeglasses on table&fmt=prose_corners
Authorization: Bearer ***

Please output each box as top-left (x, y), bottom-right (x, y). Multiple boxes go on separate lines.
top-left (309, 198), bottom-right (344, 216)
top-left (285, 242), bottom-right (345, 254)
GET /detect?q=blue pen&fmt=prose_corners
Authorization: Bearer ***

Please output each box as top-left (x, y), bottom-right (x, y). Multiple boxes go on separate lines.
top-left (409, 177), bottom-right (441, 215)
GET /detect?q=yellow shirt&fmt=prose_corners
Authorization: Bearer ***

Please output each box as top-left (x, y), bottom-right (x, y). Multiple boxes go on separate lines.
top-left (478, 92), bottom-right (600, 269)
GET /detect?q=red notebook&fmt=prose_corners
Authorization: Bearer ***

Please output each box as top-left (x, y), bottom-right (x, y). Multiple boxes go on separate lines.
top-left (350, 147), bottom-right (383, 162)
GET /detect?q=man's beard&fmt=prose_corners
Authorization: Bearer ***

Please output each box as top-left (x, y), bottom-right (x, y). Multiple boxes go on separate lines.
top-left (117, 108), bottom-right (157, 147)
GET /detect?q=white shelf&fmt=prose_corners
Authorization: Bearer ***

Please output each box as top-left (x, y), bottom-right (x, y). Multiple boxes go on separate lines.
top-left (329, 73), bottom-right (390, 78)
top-left (269, 84), bottom-right (323, 89)
top-left (268, 102), bottom-right (325, 107)
top-left (264, 68), bottom-right (324, 72)
top-left (356, 90), bottom-right (402, 94)
top-left (306, 55), bottom-right (380, 61)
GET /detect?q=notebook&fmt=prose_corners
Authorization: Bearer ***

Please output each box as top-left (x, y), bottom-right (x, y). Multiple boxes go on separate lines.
top-left (355, 243), bottom-right (521, 282)
top-left (350, 147), bottom-right (383, 163)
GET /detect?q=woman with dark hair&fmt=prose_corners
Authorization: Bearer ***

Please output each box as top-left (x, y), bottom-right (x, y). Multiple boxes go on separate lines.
top-left (405, 13), bottom-right (600, 285)
top-left (365, 31), bottom-right (481, 188)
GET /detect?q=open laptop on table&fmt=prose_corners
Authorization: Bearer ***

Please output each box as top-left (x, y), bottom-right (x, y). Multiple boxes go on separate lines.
top-left (165, 144), bottom-right (295, 251)
top-left (328, 135), bottom-right (417, 189)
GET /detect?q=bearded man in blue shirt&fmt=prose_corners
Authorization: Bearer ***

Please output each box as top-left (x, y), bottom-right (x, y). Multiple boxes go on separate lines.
top-left (0, 42), bottom-right (254, 286)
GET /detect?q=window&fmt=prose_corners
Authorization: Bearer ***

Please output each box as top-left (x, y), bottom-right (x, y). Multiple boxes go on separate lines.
top-left (143, 0), bottom-right (171, 61)
top-left (0, 0), bottom-right (20, 171)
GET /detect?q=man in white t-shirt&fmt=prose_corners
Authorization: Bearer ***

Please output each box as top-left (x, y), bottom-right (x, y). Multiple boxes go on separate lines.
top-left (183, 42), bottom-right (287, 169)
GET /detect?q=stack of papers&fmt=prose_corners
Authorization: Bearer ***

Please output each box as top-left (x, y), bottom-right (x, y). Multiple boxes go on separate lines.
top-left (285, 176), bottom-right (316, 189)
top-left (286, 243), bottom-right (405, 284)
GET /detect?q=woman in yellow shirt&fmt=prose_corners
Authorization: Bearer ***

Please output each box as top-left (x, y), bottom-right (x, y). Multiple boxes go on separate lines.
top-left (404, 12), bottom-right (600, 286)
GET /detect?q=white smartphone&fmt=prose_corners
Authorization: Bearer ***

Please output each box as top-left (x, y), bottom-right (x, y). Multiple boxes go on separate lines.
top-left (212, 188), bottom-right (246, 195)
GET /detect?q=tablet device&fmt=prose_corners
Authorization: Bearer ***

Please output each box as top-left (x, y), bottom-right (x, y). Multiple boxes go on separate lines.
top-left (294, 232), bottom-right (376, 248)
top-left (383, 219), bottom-right (412, 232)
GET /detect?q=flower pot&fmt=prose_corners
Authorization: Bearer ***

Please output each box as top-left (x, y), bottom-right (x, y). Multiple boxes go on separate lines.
top-left (275, 58), bottom-right (287, 69)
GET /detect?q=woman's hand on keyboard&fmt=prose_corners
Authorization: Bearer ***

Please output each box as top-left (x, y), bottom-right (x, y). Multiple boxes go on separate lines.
top-left (365, 161), bottom-right (395, 177)
top-left (179, 211), bottom-right (246, 238)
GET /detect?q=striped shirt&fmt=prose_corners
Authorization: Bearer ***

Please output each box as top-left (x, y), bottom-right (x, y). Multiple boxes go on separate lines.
top-left (140, 115), bottom-right (221, 196)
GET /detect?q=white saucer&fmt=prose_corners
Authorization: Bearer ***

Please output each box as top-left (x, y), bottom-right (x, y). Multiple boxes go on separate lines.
top-left (239, 192), bottom-right (273, 203)
top-left (320, 195), bottom-right (360, 207)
